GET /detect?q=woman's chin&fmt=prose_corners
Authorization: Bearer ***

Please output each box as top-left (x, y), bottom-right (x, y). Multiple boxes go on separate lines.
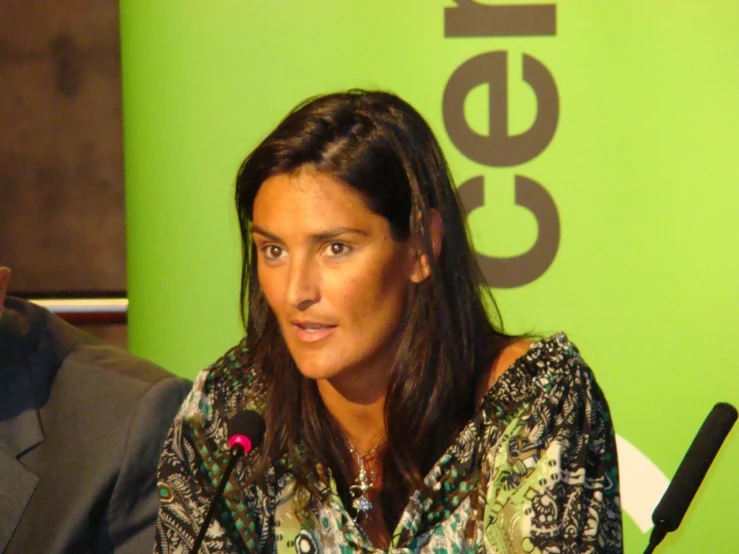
top-left (292, 359), bottom-right (342, 382)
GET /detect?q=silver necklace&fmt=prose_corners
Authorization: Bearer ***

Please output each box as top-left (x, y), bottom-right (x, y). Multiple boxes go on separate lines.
top-left (345, 439), bottom-right (385, 521)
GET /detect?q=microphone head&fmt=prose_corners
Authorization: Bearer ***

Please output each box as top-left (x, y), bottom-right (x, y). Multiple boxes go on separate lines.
top-left (227, 410), bottom-right (266, 453)
top-left (652, 402), bottom-right (737, 531)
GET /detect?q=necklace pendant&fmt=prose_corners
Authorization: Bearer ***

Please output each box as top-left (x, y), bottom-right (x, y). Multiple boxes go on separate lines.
top-left (345, 436), bottom-right (385, 521)
top-left (350, 465), bottom-right (375, 520)
top-left (353, 494), bottom-right (373, 518)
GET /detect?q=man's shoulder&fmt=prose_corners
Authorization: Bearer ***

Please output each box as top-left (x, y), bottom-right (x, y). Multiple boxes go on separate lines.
top-left (5, 295), bottom-right (192, 400)
top-left (64, 341), bottom-right (187, 390)
top-left (53, 344), bottom-right (191, 426)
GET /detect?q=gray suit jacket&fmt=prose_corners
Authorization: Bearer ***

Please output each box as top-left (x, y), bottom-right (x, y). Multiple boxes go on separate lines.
top-left (0, 297), bottom-right (191, 554)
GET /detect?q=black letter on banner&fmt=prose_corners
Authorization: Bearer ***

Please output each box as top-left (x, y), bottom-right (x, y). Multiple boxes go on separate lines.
top-left (457, 174), bottom-right (560, 288)
top-left (443, 51), bottom-right (559, 167)
top-left (445, 1), bottom-right (556, 37)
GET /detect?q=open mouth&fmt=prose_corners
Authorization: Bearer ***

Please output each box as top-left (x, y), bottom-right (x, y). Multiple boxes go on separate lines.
top-left (292, 323), bottom-right (337, 343)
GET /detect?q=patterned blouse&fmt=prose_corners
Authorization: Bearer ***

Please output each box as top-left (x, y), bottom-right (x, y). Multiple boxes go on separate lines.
top-left (154, 333), bottom-right (623, 553)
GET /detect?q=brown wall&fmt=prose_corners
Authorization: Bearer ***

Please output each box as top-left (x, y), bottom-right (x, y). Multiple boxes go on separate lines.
top-left (0, 0), bottom-right (126, 295)
top-left (0, 0), bottom-right (127, 347)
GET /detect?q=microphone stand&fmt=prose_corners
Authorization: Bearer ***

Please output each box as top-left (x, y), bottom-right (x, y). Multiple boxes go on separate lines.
top-left (191, 444), bottom-right (244, 553)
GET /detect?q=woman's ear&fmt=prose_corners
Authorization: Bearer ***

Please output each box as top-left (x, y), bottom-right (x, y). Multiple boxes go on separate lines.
top-left (409, 209), bottom-right (443, 283)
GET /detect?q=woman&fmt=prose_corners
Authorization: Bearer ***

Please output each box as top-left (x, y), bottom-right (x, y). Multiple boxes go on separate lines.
top-left (155, 90), bottom-right (623, 553)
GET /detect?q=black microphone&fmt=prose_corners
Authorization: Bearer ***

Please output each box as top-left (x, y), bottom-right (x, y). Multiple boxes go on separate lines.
top-left (644, 402), bottom-right (737, 554)
top-left (191, 410), bottom-right (266, 553)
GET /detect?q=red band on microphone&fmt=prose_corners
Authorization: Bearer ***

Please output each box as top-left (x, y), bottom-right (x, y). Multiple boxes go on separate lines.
top-left (228, 434), bottom-right (253, 453)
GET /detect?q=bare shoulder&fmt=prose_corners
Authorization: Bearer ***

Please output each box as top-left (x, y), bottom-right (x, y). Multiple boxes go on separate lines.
top-left (485, 338), bottom-right (538, 392)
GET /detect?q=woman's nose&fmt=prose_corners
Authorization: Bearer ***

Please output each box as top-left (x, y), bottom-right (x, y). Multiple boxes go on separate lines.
top-left (285, 257), bottom-right (320, 310)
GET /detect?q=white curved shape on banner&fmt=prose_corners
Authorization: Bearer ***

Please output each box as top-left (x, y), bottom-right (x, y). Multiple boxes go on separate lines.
top-left (616, 434), bottom-right (669, 533)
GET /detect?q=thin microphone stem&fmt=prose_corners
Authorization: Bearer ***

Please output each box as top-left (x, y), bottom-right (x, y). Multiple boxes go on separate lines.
top-left (643, 524), bottom-right (666, 554)
top-left (191, 445), bottom-right (243, 553)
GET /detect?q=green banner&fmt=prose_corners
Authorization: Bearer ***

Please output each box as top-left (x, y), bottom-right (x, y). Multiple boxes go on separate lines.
top-left (121, 2), bottom-right (739, 552)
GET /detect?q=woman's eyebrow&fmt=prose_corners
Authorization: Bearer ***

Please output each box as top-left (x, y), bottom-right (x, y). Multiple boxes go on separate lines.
top-left (311, 227), bottom-right (370, 241)
top-left (251, 225), bottom-right (369, 243)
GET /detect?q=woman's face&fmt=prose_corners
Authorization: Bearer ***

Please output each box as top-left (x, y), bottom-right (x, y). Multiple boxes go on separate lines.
top-left (252, 168), bottom-right (417, 393)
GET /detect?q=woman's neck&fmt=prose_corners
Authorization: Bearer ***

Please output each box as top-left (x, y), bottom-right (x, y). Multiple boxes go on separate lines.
top-left (316, 376), bottom-right (386, 453)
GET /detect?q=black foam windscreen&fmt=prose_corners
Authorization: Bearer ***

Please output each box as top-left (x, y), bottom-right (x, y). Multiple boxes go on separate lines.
top-left (227, 409), bottom-right (267, 449)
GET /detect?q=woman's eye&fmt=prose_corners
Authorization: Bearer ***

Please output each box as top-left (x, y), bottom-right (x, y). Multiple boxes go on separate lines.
top-left (327, 243), bottom-right (349, 256)
top-left (262, 245), bottom-right (283, 259)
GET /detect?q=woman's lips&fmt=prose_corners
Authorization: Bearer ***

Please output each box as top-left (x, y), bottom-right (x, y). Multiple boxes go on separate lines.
top-left (292, 323), bottom-right (337, 343)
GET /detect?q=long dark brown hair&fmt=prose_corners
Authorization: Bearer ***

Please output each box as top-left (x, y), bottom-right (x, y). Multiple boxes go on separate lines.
top-left (235, 89), bottom-right (512, 528)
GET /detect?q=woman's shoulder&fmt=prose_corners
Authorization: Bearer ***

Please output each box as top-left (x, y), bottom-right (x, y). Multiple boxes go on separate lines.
top-left (470, 335), bottom-right (622, 553)
top-left (482, 332), bottom-right (602, 409)
top-left (475, 332), bottom-right (615, 466)
top-left (485, 338), bottom-right (537, 389)
top-left (176, 337), bottom-right (267, 426)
